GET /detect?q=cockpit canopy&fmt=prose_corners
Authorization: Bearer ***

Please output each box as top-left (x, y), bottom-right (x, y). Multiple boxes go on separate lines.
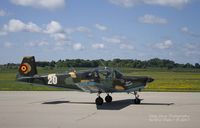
top-left (77, 67), bottom-right (123, 80)
top-left (92, 68), bottom-right (123, 79)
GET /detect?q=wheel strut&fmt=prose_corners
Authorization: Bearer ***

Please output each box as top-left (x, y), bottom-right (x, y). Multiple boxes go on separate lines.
top-left (95, 91), bottom-right (103, 105)
top-left (133, 91), bottom-right (141, 104)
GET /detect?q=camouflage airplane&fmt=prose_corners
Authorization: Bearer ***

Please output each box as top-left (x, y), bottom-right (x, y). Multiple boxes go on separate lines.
top-left (16, 56), bottom-right (154, 105)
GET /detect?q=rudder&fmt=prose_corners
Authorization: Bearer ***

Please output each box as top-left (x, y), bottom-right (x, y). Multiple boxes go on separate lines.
top-left (18, 56), bottom-right (37, 76)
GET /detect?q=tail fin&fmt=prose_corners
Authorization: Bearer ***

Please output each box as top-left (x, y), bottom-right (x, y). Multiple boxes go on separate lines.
top-left (18, 56), bottom-right (37, 77)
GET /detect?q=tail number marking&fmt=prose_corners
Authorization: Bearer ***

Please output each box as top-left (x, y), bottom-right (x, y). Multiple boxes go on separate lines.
top-left (48, 74), bottom-right (57, 85)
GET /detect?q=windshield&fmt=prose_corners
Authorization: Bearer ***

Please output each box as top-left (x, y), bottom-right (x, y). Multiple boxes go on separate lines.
top-left (113, 69), bottom-right (123, 79)
top-left (93, 68), bottom-right (123, 79)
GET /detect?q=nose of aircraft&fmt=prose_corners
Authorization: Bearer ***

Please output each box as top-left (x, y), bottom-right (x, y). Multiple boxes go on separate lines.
top-left (147, 77), bottom-right (154, 83)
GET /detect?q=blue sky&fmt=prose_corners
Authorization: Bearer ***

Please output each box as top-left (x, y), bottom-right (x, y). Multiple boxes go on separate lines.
top-left (0, 0), bottom-right (200, 64)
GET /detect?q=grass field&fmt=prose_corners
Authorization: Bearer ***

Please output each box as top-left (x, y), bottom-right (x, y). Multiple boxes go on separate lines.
top-left (0, 67), bottom-right (200, 92)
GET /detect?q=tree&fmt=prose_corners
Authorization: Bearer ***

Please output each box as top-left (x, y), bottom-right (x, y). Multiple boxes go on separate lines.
top-left (195, 63), bottom-right (200, 69)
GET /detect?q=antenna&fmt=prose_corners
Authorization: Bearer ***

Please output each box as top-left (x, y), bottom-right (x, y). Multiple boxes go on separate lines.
top-left (100, 60), bottom-right (107, 69)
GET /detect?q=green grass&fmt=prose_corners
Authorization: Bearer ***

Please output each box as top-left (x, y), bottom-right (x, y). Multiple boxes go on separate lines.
top-left (0, 68), bottom-right (200, 91)
top-left (120, 68), bottom-right (200, 92)
top-left (0, 69), bottom-right (64, 91)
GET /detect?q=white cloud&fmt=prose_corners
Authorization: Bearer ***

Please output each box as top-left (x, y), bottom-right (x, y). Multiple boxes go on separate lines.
top-left (185, 43), bottom-right (200, 52)
top-left (44, 21), bottom-right (63, 34)
top-left (139, 14), bottom-right (168, 24)
top-left (0, 31), bottom-right (7, 36)
top-left (95, 24), bottom-right (108, 31)
top-left (73, 43), bottom-right (84, 51)
top-left (102, 36), bottom-right (125, 44)
top-left (4, 42), bottom-right (12, 48)
top-left (55, 42), bottom-right (67, 47)
top-left (53, 46), bottom-right (64, 51)
top-left (3, 19), bottom-right (41, 33)
top-left (92, 43), bottom-right (105, 49)
top-left (29, 41), bottom-right (49, 47)
top-left (4, 19), bottom-right (25, 32)
top-left (102, 35), bottom-right (135, 50)
top-left (120, 44), bottom-right (134, 50)
top-left (76, 26), bottom-right (91, 33)
top-left (108, 0), bottom-right (191, 8)
top-left (43, 21), bottom-right (71, 45)
top-left (155, 40), bottom-right (173, 49)
top-left (26, 22), bottom-right (41, 32)
top-left (51, 33), bottom-right (69, 42)
top-left (143, 0), bottom-right (191, 8)
top-left (109, 0), bottom-right (139, 8)
top-left (181, 26), bottom-right (189, 32)
top-left (184, 43), bottom-right (200, 57)
top-left (0, 9), bottom-right (7, 16)
top-left (63, 26), bottom-right (93, 38)
top-left (2, 19), bottom-right (70, 45)
top-left (181, 26), bottom-right (200, 37)
top-left (10, 0), bottom-right (65, 9)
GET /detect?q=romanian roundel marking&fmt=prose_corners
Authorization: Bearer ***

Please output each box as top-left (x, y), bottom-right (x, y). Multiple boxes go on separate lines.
top-left (20, 63), bottom-right (31, 74)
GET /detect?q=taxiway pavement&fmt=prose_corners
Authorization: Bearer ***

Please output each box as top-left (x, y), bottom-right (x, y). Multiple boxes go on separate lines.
top-left (0, 91), bottom-right (199, 128)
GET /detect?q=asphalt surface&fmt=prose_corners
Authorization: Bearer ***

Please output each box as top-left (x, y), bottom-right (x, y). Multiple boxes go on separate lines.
top-left (0, 91), bottom-right (199, 128)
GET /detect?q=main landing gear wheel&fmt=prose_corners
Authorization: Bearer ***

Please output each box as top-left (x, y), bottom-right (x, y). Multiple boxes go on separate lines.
top-left (105, 95), bottom-right (112, 103)
top-left (95, 96), bottom-right (103, 105)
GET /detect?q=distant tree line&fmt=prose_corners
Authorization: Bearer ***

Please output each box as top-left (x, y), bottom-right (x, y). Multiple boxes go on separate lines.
top-left (1, 58), bottom-right (200, 69)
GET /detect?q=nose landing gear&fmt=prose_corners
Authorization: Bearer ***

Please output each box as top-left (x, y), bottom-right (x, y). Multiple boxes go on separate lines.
top-left (133, 91), bottom-right (141, 104)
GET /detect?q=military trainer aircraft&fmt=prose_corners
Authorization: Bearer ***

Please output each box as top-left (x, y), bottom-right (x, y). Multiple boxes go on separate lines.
top-left (16, 56), bottom-right (154, 105)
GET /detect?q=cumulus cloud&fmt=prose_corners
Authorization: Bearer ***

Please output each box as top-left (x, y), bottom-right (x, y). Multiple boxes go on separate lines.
top-left (92, 43), bottom-right (105, 49)
top-left (28, 41), bottom-right (49, 47)
top-left (109, 0), bottom-right (139, 8)
top-left (181, 26), bottom-right (189, 32)
top-left (184, 43), bottom-right (200, 57)
top-left (73, 43), bottom-right (84, 51)
top-left (3, 19), bottom-right (63, 34)
top-left (155, 40), bottom-right (173, 49)
top-left (1, 19), bottom-right (70, 46)
top-left (51, 33), bottom-right (69, 42)
top-left (95, 24), bottom-right (108, 31)
top-left (44, 21), bottom-right (63, 34)
top-left (4, 42), bottom-right (12, 48)
top-left (26, 22), bottom-right (41, 32)
top-left (108, 0), bottom-right (191, 8)
top-left (0, 31), bottom-right (7, 36)
top-left (3, 19), bottom-right (41, 32)
top-left (76, 26), bottom-right (91, 33)
top-left (102, 35), bottom-right (134, 50)
top-left (139, 14), bottom-right (168, 24)
top-left (102, 36), bottom-right (125, 44)
top-left (181, 26), bottom-right (200, 37)
top-left (3, 19), bottom-right (25, 32)
top-left (0, 9), bottom-right (7, 16)
top-left (120, 44), bottom-right (134, 50)
top-left (143, 0), bottom-right (191, 8)
top-left (10, 0), bottom-right (65, 9)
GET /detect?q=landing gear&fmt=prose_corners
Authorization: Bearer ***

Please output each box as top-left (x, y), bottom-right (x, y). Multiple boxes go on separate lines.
top-left (95, 92), bottom-right (113, 105)
top-left (95, 91), bottom-right (103, 105)
top-left (133, 91), bottom-right (141, 104)
top-left (95, 96), bottom-right (103, 105)
top-left (134, 98), bottom-right (141, 104)
top-left (105, 94), bottom-right (112, 103)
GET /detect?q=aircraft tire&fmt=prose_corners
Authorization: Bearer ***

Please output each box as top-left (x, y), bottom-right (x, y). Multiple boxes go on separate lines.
top-left (105, 95), bottom-right (112, 103)
top-left (134, 98), bottom-right (141, 104)
top-left (95, 97), bottom-right (103, 105)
